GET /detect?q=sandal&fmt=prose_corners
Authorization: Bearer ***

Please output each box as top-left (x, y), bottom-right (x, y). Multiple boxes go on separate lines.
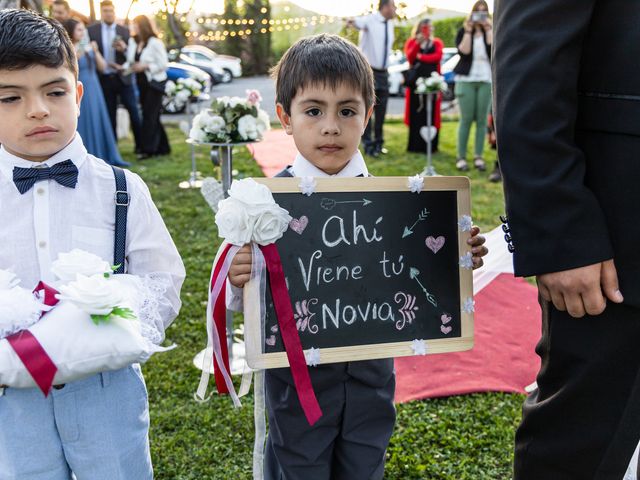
top-left (473, 157), bottom-right (486, 171)
top-left (456, 159), bottom-right (469, 171)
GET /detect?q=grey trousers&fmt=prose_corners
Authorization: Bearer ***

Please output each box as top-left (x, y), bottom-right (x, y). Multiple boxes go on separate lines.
top-left (264, 360), bottom-right (396, 480)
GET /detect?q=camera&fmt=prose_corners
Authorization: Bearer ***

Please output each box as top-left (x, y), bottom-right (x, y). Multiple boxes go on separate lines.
top-left (471, 11), bottom-right (488, 22)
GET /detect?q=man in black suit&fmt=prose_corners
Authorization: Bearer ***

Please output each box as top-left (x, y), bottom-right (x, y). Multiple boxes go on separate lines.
top-left (493, 0), bottom-right (640, 478)
top-left (88, 0), bottom-right (141, 152)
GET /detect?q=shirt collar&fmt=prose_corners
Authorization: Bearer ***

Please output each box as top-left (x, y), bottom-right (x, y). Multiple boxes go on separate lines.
top-left (291, 150), bottom-right (368, 178)
top-left (0, 133), bottom-right (87, 180)
top-left (375, 11), bottom-right (387, 22)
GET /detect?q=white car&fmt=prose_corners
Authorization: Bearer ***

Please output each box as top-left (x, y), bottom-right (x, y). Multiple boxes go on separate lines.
top-left (388, 47), bottom-right (458, 98)
top-left (180, 45), bottom-right (242, 84)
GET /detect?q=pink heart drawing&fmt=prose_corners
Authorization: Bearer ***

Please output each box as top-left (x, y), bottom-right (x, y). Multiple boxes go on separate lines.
top-left (441, 313), bottom-right (452, 325)
top-left (440, 325), bottom-right (452, 335)
top-left (265, 335), bottom-right (276, 346)
top-left (289, 216), bottom-right (309, 235)
top-left (426, 235), bottom-right (445, 254)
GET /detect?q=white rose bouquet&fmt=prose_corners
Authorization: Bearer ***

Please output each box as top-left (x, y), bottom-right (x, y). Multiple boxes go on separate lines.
top-left (416, 72), bottom-right (448, 94)
top-left (215, 178), bottom-right (291, 246)
top-left (165, 74), bottom-right (207, 110)
top-left (189, 89), bottom-right (271, 144)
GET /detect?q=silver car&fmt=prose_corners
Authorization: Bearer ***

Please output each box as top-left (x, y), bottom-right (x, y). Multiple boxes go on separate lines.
top-left (180, 45), bottom-right (242, 84)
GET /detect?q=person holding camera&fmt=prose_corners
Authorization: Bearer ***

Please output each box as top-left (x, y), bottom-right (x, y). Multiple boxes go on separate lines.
top-left (452, 0), bottom-right (492, 172)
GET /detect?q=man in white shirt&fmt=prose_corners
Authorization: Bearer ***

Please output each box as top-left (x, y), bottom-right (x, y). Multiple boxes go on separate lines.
top-left (0, 10), bottom-right (184, 479)
top-left (87, 0), bottom-right (142, 153)
top-left (347, 0), bottom-right (397, 157)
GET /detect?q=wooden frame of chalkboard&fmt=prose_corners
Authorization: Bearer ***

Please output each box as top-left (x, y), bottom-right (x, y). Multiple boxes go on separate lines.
top-left (243, 176), bottom-right (474, 369)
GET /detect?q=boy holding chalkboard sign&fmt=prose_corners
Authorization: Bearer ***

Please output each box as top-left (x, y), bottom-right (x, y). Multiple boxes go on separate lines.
top-left (229, 34), bottom-right (487, 479)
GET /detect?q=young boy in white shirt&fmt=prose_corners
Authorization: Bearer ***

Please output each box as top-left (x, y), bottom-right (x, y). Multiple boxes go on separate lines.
top-left (0, 10), bottom-right (185, 479)
top-left (228, 34), bottom-right (487, 480)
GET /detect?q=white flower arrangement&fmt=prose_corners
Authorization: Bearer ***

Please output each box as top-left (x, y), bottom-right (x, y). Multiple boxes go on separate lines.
top-left (415, 72), bottom-right (448, 94)
top-left (189, 89), bottom-right (271, 144)
top-left (215, 178), bottom-right (292, 246)
top-left (165, 74), bottom-right (207, 110)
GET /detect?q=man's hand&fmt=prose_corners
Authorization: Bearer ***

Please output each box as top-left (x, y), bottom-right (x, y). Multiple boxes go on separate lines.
top-left (537, 259), bottom-right (624, 318)
top-left (228, 244), bottom-right (252, 288)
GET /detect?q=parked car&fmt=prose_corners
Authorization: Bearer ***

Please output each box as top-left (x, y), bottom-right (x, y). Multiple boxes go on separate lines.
top-left (179, 45), bottom-right (242, 84)
top-left (162, 62), bottom-right (211, 114)
top-left (168, 48), bottom-right (225, 85)
top-left (388, 47), bottom-right (458, 101)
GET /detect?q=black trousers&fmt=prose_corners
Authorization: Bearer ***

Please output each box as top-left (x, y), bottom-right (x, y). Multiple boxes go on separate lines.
top-left (362, 69), bottom-right (389, 150)
top-left (514, 299), bottom-right (640, 479)
top-left (137, 76), bottom-right (170, 156)
top-left (98, 74), bottom-right (142, 150)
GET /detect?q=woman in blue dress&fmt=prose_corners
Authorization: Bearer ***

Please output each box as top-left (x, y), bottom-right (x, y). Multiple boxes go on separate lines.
top-left (63, 19), bottom-right (129, 167)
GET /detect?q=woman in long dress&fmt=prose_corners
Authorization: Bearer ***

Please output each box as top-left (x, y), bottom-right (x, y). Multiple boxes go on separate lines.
top-left (404, 18), bottom-right (443, 154)
top-left (63, 19), bottom-right (129, 167)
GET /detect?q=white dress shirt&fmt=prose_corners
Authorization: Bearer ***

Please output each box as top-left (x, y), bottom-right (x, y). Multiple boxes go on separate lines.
top-left (100, 22), bottom-right (117, 74)
top-left (0, 135), bottom-right (185, 342)
top-left (353, 12), bottom-right (395, 70)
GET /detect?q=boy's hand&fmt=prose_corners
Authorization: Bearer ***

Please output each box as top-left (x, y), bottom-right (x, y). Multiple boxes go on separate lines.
top-left (537, 259), bottom-right (623, 318)
top-left (228, 244), bottom-right (253, 288)
top-left (467, 226), bottom-right (488, 270)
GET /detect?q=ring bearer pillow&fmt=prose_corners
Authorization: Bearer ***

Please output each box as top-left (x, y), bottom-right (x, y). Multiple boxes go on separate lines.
top-left (0, 249), bottom-right (174, 391)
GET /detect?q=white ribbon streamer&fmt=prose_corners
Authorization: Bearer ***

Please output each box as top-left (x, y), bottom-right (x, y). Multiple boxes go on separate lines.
top-left (196, 242), bottom-right (242, 406)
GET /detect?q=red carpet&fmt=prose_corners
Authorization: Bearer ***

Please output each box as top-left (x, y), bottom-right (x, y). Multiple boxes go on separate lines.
top-left (247, 129), bottom-right (296, 177)
top-left (394, 273), bottom-right (541, 403)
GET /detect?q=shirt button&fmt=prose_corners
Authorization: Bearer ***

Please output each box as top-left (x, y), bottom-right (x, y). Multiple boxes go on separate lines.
top-left (36, 188), bottom-right (45, 195)
top-left (38, 241), bottom-right (47, 248)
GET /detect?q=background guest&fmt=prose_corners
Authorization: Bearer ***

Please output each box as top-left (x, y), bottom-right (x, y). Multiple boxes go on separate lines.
top-left (404, 18), bottom-right (443, 153)
top-left (347, 0), bottom-right (397, 157)
top-left (452, 0), bottom-right (492, 172)
top-left (126, 15), bottom-right (170, 159)
top-left (64, 19), bottom-right (129, 167)
top-left (88, 0), bottom-right (142, 153)
top-left (50, 0), bottom-right (89, 25)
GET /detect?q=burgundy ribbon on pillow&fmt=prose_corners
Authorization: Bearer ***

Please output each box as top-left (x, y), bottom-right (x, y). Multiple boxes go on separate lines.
top-left (211, 243), bottom-right (233, 394)
top-left (259, 244), bottom-right (322, 426)
top-left (6, 282), bottom-right (60, 396)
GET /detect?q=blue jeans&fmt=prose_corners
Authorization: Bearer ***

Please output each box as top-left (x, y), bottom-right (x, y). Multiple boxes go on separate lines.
top-left (0, 365), bottom-right (153, 480)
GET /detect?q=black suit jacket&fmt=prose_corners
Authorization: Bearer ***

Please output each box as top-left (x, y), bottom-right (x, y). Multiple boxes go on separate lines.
top-left (493, 0), bottom-right (640, 304)
top-left (87, 22), bottom-right (133, 84)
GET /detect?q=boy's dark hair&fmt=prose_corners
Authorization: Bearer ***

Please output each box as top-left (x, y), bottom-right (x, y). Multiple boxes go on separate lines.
top-left (0, 9), bottom-right (77, 79)
top-left (52, 0), bottom-right (71, 12)
top-left (379, 0), bottom-right (392, 11)
top-left (100, 0), bottom-right (114, 8)
top-left (272, 34), bottom-right (374, 115)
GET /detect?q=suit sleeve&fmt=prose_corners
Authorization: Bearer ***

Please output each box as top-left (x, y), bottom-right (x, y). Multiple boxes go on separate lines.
top-left (492, 0), bottom-right (614, 277)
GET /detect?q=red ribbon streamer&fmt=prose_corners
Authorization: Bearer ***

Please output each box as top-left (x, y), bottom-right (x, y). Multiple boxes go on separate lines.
top-left (6, 282), bottom-right (60, 396)
top-left (259, 244), bottom-right (323, 426)
top-left (211, 243), bottom-right (233, 394)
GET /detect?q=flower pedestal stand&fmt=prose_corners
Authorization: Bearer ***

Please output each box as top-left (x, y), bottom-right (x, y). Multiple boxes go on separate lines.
top-left (421, 91), bottom-right (437, 177)
top-left (179, 102), bottom-right (204, 189)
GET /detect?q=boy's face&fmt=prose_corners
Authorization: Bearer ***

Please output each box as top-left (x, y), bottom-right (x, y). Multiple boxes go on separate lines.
top-left (0, 65), bottom-right (83, 162)
top-left (277, 82), bottom-right (373, 175)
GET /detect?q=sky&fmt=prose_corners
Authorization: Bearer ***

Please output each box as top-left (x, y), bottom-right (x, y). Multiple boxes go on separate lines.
top-left (68, 0), bottom-right (493, 20)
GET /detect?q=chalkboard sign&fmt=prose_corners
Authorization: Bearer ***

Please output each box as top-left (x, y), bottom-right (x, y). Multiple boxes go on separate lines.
top-left (243, 177), bottom-right (474, 369)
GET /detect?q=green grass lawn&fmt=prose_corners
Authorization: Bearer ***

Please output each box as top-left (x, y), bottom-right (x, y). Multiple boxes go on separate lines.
top-left (121, 118), bottom-right (524, 479)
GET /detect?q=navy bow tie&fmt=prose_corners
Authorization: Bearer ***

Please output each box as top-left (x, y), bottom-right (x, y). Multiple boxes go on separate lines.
top-left (13, 160), bottom-right (78, 194)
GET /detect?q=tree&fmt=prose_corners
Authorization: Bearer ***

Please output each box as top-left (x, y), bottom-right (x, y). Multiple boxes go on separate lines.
top-left (162, 0), bottom-right (188, 47)
top-left (242, 0), bottom-right (271, 75)
top-left (222, 0), bottom-right (243, 59)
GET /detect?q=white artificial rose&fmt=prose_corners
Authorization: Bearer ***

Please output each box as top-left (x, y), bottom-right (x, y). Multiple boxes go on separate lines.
top-left (215, 197), bottom-right (254, 245)
top-left (252, 205), bottom-right (292, 245)
top-left (0, 269), bottom-right (19, 290)
top-left (228, 178), bottom-right (276, 209)
top-left (228, 96), bottom-right (245, 109)
top-left (51, 249), bottom-right (112, 282)
top-left (192, 112), bottom-right (206, 130)
top-left (165, 80), bottom-right (176, 95)
top-left (189, 126), bottom-right (208, 143)
top-left (237, 114), bottom-right (259, 140)
top-left (56, 274), bottom-right (126, 316)
top-left (176, 89), bottom-right (191, 102)
top-left (203, 115), bottom-right (226, 134)
top-left (256, 109), bottom-right (271, 136)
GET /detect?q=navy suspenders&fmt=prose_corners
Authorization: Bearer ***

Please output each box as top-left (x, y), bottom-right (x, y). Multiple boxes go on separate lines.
top-left (111, 166), bottom-right (129, 274)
